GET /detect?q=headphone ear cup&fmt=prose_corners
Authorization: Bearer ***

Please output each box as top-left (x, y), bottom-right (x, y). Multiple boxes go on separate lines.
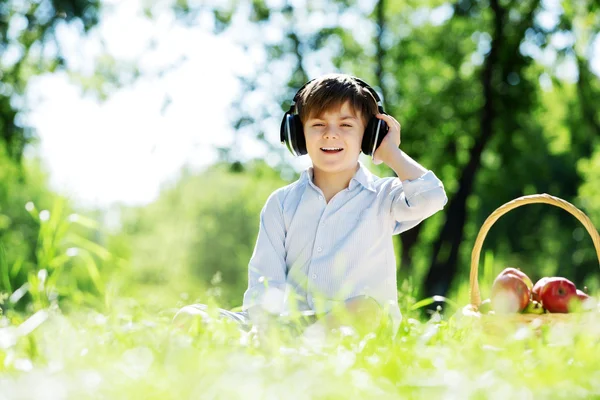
top-left (293, 115), bottom-right (307, 155)
top-left (362, 117), bottom-right (389, 157)
top-left (280, 112), bottom-right (293, 155)
top-left (280, 112), bottom-right (290, 145)
top-left (281, 113), bottom-right (307, 156)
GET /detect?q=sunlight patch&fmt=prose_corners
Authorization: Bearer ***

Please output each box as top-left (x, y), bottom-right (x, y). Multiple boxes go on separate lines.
top-left (261, 287), bottom-right (285, 314)
top-left (120, 347), bottom-right (154, 380)
top-left (0, 327), bottom-right (17, 349)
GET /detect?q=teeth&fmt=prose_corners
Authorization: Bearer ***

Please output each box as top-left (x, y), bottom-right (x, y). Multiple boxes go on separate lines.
top-left (321, 148), bottom-right (343, 150)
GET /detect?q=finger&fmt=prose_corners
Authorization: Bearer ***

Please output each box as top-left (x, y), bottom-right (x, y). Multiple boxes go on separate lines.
top-left (388, 115), bottom-right (401, 132)
top-left (376, 113), bottom-right (394, 123)
top-left (376, 113), bottom-right (400, 131)
top-left (376, 114), bottom-right (401, 145)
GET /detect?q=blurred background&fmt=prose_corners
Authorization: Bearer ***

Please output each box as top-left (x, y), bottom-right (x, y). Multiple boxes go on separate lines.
top-left (1, 0), bottom-right (599, 314)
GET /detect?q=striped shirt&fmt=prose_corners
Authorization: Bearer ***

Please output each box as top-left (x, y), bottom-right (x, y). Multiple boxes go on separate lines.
top-left (242, 161), bottom-right (448, 333)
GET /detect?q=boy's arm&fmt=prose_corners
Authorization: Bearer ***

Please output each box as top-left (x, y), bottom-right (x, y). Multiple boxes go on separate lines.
top-left (385, 148), bottom-right (447, 224)
top-left (372, 114), bottom-right (447, 225)
top-left (242, 191), bottom-right (287, 321)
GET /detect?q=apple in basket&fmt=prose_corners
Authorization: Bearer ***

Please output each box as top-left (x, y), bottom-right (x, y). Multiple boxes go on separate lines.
top-left (523, 300), bottom-right (545, 314)
top-left (576, 289), bottom-right (589, 301)
top-left (538, 277), bottom-right (577, 313)
top-left (532, 277), bottom-right (551, 302)
top-left (491, 270), bottom-right (531, 313)
top-left (499, 267), bottom-right (533, 290)
top-left (570, 288), bottom-right (597, 312)
top-left (479, 298), bottom-right (493, 314)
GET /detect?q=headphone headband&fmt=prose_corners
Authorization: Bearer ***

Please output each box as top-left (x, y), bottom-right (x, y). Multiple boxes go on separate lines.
top-left (291, 76), bottom-right (382, 109)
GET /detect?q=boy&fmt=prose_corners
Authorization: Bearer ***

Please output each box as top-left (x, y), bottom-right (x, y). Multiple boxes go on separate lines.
top-left (174, 73), bottom-right (447, 338)
top-left (246, 73), bottom-right (447, 335)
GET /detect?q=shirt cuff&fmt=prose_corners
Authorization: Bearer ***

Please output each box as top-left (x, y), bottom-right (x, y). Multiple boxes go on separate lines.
top-left (242, 281), bottom-right (287, 312)
top-left (400, 170), bottom-right (444, 200)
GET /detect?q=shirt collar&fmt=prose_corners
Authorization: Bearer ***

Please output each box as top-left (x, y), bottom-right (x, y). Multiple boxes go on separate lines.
top-left (300, 161), bottom-right (376, 193)
top-left (351, 160), bottom-right (376, 192)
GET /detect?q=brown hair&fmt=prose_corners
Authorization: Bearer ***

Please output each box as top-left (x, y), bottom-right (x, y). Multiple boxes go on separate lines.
top-left (296, 74), bottom-right (379, 126)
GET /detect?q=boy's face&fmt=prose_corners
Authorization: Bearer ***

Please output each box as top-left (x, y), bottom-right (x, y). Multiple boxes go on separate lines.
top-left (304, 101), bottom-right (366, 177)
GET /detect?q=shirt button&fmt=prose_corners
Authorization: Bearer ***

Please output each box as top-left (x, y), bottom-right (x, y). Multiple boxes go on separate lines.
top-left (317, 247), bottom-right (322, 252)
top-left (319, 195), bottom-right (324, 201)
top-left (312, 274), bottom-right (317, 279)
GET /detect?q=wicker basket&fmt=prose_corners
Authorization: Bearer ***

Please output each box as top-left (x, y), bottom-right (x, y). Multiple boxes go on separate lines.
top-left (467, 193), bottom-right (600, 329)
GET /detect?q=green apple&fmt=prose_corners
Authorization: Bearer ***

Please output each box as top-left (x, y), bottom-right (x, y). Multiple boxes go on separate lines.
top-left (479, 298), bottom-right (492, 314)
top-left (523, 300), bottom-right (544, 314)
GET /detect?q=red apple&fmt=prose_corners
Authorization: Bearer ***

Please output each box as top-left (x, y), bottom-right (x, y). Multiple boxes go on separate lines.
top-left (539, 277), bottom-right (577, 313)
top-left (569, 289), bottom-right (597, 312)
top-left (499, 267), bottom-right (533, 290)
top-left (576, 289), bottom-right (590, 301)
top-left (491, 273), bottom-right (531, 313)
top-left (532, 277), bottom-right (551, 302)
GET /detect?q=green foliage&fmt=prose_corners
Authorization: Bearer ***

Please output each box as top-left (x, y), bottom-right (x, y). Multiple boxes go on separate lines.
top-left (0, 148), bottom-right (55, 300)
top-left (0, 0), bottom-right (118, 311)
top-left (0, 144), bottom-right (120, 312)
top-left (0, 0), bottom-right (102, 162)
top-left (197, 0), bottom-right (600, 302)
top-left (578, 148), bottom-right (600, 229)
top-left (115, 160), bottom-right (290, 308)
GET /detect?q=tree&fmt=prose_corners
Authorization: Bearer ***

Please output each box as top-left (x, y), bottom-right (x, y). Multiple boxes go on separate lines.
top-left (178, 0), bottom-right (600, 301)
top-left (0, 0), bottom-right (105, 307)
top-left (0, 0), bottom-right (101, 163)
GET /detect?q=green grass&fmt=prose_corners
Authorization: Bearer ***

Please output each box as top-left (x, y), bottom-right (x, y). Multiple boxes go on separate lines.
top-left (2, 203), bottom-right (599, 399)
top-left (1, 296), bottom-right (600, 399)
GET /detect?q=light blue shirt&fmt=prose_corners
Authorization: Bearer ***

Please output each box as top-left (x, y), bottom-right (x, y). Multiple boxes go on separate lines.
top-left (242, 161), bottom-right (448, 333)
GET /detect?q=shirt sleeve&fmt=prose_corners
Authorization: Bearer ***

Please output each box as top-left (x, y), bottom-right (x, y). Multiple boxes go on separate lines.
top-left (242, 190), bottom-right (288, 312)
top-left (387, 170), bottom-right (448, 235)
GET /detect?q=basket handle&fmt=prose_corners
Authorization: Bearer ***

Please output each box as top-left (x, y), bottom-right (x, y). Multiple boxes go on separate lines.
top-left (470, 193), bottom-right (600, 308)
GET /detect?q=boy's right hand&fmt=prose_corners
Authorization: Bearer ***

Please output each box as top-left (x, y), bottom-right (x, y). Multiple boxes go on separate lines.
top-left (372, 113), bottom-right (402, 166)
top-left (247, 305), bottom-right (280, 339)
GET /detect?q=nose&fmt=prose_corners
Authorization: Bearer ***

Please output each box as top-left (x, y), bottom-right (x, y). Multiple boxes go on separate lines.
top-left (323, 126), bottom-right (340, 139)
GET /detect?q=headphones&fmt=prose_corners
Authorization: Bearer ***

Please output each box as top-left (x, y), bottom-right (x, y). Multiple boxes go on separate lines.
top-left (279, 76), bottom-right (389, 158)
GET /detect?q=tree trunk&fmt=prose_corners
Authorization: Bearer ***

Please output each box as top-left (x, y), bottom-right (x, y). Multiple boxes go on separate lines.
top-left (576, 57), bottom-right (600, 140)
top-left (397, 224), bottom-right (422, 279)
top-left (423, 0), bottom-right (505, 298)
top-left (375, 0), bottom-right (388, 108)
top-left (374, 0), bottom-right (423, 278)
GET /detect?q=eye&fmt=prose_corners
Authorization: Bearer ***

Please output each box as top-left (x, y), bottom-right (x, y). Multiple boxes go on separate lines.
top-left (312, 123), bottom-right (325, 127)
top-left (341, 123), bottom-right (353, 127)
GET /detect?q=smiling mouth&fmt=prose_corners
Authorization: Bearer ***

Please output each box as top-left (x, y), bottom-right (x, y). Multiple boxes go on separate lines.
top-left (320, 147), bottom-right (344, 154)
